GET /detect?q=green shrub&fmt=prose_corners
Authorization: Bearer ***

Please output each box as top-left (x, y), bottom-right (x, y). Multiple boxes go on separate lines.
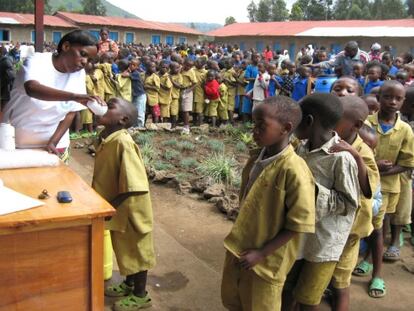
top-left (206, 139), bottom-right (225, 153)
top-left (154, 161), bottom-right (174, 171)
top-left (134, 132), bottom-right (154, 146)
top-left (199, 154), bottom-right (237, 185)
top-left (175, 172), bottom-right (190, 183)
top-left (163, 149), bottom-right (180, 161)
top-left (140, 143), bottom-right (158, 167)
top-left (162, 139), bottom-right (178, 147)
top-left (177, 140), bottom-right (196, 151)
top-left (180, 157), bottom-right (198, 169)
top-left (239, 133), bottom-right (253, 145)
top-left (235, 141), bottom-right (247, 152)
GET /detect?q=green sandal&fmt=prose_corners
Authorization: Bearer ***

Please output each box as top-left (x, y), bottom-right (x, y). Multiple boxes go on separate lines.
top-left (353, 260), bottom-right (373, 276)
top-left (113, 293), bottom-right (152, 311)
top-left (368, 277), bottom-right (386, 298)
top-left (105, 282), bottom-right (134, 297)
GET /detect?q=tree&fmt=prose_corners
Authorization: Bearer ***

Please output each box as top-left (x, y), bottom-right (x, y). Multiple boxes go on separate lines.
top-left (82, 0), bottom-right (106, 16)
top-left (225, 16), bottom-right (237, 25)
top-left (408, 0), bottom-right (414, 17)
top-left (190, 22), bottom-right (196, 29)
top-left (347, 3), bottom-right (363, 19)
top-left (381, 0), bottom-right (406, 19)
top-left (271, 0), bottom-right (289, 21)
top-left (0, 0), bottom-right (51, 14)
top-left (290, 2), bottom-right (305, 20)
top-left (247, 0), bottom-right (258, 22)
top-left (256, 0), bottom-right (272, 22)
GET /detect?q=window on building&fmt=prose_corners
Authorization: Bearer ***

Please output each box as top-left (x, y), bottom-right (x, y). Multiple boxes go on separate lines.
top-left (289, 43), bottom-right (296, 59)
top-left (125, 32), bottom-right (134, 44)
top-left (256, 41), bottom-right (264, 53)
top-left (109, 31), bottom-right (118, 42)
top-left (330, 44), bottom-right (341, 54)
top-left (239, 42), bottom-right (245, 51)
top-left (0, 29), bottom-right (10, 41)
top-left (52, 32), bottom-right (62, 44)
top-left (273, 42), bottom-right (281, 52)
top-left (89, 30), bottom-right (100, 40)
top-left (152, 35), bottom-right (161, 45)
top-left (166, 35), bottom-right (174, 46)
top-left (31, 30), bottom-right (36, 43)
top-left (179, 37), bottom-right (186, 44)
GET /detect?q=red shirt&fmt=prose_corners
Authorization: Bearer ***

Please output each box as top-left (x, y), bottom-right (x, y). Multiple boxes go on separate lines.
top-left (204, 79), bottom-right (220, 100)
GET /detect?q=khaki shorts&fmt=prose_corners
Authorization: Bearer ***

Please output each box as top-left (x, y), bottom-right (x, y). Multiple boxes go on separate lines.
top-left (391, 172), bottom-right (413, 226)
top-left (372, 192), bottom-right (399, 229)
top-left (159, 103), bottom-right (170, 118)
top-left (180, 90), bottom-right (193, 112)
top-left (332, 235), bottom-right (360, 289)
top-left (170, 98), bottom-right (179, 116)
top-left (221, 252), bottom-right (283, 311)
top-left (227, 93), bottom-right (236, 112)
top-left (293, 261), bottom-right (337, 306)
top-left (193, 101), bottom-right (205, 114)
top-left (111, 220), bottom-right (156, 276)
top-left (206, 100), bottom-right (219, 117)
top-left (80, 109), bottom-right (93, 124)
top-left (218, 100), bottom-right (229, 120)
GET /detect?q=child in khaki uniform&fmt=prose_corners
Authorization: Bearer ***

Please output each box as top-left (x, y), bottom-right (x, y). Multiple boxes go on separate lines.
top-left (222, 59), bottom-right (238, 124)
top-left (217, 74), bottom-right (229, 125)
top-left (98, 52), bottom-right (117, 102)
top-left (292, 94), bottom-right (359, 309)
top-left (330, 96), bottom-right (380, 309)
top-left (93, 98), bottom-right (155, 311)
top-left (144, 62), bottom-right (161, 123)
top-left (158, 61), bottom-right (172, 122)
top-left (193, 59), bottom-right (207, 125)
top-left (169, 61), bottom-right (183, 129)
top-left (204, 70), bottom-right (220, 127)
top-left (221, 96), bottom-right (315, 311)
top-left (180, 59), bottom-right (197, 134)
top-left (365, 81), bottom-right (414, 297)
top-left (114, 60), bottom-right (132, 102)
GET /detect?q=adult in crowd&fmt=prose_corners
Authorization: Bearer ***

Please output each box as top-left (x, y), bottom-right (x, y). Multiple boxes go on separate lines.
top-left (263, 45), bottom-right (273, 62)
top-left (98, 27), bottom-right (119, 57)
top-left (2, 30), bottom-right (103, 159)
top-left (312, 41), bottom-right (369, 76)
top-left (369, 42), bottom-right (382, 62)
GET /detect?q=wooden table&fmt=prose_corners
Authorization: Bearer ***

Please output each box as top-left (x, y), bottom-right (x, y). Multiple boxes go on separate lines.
top-left (0, 165), bottom-right (115, 311)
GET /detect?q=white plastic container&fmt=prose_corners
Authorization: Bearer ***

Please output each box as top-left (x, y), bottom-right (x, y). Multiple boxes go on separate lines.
top-left (87, 100), bottom-right (108, 116)
top-left (0, 123), bottom-right (15, 150)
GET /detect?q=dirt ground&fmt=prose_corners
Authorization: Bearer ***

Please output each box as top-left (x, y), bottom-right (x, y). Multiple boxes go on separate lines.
top-left (69, 143), bottom-right (414, 311)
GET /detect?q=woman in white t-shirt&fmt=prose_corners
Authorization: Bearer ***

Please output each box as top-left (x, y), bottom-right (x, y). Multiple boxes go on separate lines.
top-left (3, 30), bottom-right (103, 158)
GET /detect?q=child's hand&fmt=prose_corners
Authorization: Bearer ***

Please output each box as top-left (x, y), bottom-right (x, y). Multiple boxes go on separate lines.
top-left (377, 159), bottom-right (393, 172)
top-left (239, 249), bottom-right (265, 270)
top-left (45, 141), bottom-right (60, 156)
top-left (329, 139), bottom-right (356, 157)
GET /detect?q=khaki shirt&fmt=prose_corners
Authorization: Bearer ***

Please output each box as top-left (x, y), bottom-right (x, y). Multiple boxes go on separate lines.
top-left (86, 74), bottom-right (97, 96)
top-left (92, 129), bottom-right (153, 234)
top-left (170, 73), bottom-right (183, 99)
top-left (219, 83), bottom-right (228, 106)
top-left (223, 68), bottom-right (237, 96)
top-left (115, 75), bottom-right (132, 102)
top-left (98, 63), bottom-right (116, 95)
top-left (181, 68), bottom-right (197, 88)
top-left (368, 112), bottom-right (414, 193)
top-left (350, 135), bottom-right (380, 238)
top-left (194, 68), bottom-right (207, 103)
top-left (224, 145), bottom-right (315, 285)
top-left (158, 73), bottom-right (172, 105)
top-left (296, 134), bottom-right (359, 262)
top-left (237, 70), bottom-right (246, 96)
top-left (144, 73), bottom-right (160, 106)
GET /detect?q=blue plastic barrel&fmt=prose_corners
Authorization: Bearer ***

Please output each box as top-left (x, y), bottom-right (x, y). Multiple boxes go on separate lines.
top-left (314, 75), bottom-right (338, 93)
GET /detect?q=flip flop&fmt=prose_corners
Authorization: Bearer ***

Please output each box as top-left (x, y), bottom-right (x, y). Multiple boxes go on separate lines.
top-left (113, 293), bottom-right (152, 311)
top-left (368, 277), bottom-right (386, 298)
top-left (69, 132), bottom-right (82, 140)
top-left (353, 260), bottom-right (373, 276)
top-left (383, 246), bottom-right (400, 262)
top-left (105, 281), bottom-right (133, 297)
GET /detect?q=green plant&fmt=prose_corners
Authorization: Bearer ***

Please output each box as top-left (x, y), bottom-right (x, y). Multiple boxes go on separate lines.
top-left (163, 149), bottom-right (180, 161)
top-left (239, 132), bottom-right (253, 145)
top-left (223, 124), bottom-right (243, 138)
top-left (154, 161), bottom-right (174, 171)
top-left (177, 140), bottom-right (196, 151)
top-left (134, 132), bottom-right (154, 146)
top-left (199, 154), bottom-right (237, 185)
top-left (140, 143), bottom-right (158, 167)
top-left (162, 139), bottom-right (178, 147)
top-left (175, 172), bottom-right (190, 183)
top-left (235, 141), bottom-right (248, 152)
top-left (206, 139), bottom-right (225, 153)
top-left (180, 157), bottom-right (198, 169)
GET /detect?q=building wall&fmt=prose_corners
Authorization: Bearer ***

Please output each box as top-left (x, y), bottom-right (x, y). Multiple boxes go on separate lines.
top-left (214, 36), bottom-right (414, 57)
top-left (0, 24), bottom-right (199, 45)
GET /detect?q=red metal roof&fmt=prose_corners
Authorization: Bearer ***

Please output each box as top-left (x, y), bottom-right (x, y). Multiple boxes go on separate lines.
top-left (0, 12), bottom-right (75, 28)
top-left (55, 11), bottom-right (201, 35)
top-left (208, 19), bottom-right (414, 37)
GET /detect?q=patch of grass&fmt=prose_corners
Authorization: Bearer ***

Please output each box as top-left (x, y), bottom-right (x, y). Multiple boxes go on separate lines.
top-left (162, 139), bottom-right (178, 147)
top-left (175, 172), bottom-right (190, 183)
top-left (199, 154), bottom-right (237, 185)
top-left (154, 161), bottom-right (175, 171)
top-left (134, 132), bottom-right (154, 146)
top-left (180, 157), bottom-right (198, 169)
top-left (235, 141), bottom-right (247, 152)
top-left (223, 124), bottom-right (243, 138)
top-left (239, 132), bottom-right (253, 145)
top-left (140, 143), bottom-right (158, 168)
top-left (206, 139), bottom-right (225, 153)
top-left (163, 149), bottom-right (180, 161)
top-left (177, 140), bottom-right (196, 151)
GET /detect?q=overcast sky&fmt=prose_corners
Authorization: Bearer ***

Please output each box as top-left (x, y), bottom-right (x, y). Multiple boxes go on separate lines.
top-left (106, 0), bottom-right (295, 24)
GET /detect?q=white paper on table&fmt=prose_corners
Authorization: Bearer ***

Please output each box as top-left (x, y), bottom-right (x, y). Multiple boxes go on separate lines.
top-left (0, 179), bottom-right (44, 216)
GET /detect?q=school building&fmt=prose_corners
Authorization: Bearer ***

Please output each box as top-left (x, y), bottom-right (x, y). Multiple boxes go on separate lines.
top-left (207, 19), bottom-right (414, 57)
top-left (0, 11), bottom-right (201, 46)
